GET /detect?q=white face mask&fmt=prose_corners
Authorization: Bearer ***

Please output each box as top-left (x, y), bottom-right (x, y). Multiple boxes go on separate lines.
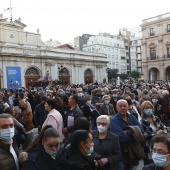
top-left (87, 100), bottom-right (91, 105)
top-left (97, 125), bottom-right (107, 133)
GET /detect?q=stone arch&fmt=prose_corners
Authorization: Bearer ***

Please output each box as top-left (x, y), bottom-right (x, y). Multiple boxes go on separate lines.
top-left (165, 66), bottom-right (170, 80)
top-left (58, 67), bottom-right (70, 85)
top-left (25, 67), bottom-right (41, 88)
top-left (149, 67), bottom-right (160, 81)
top-left (149, 43), bottom-right (157, 48)
top-left (84, 68), bottom-right (94, 84)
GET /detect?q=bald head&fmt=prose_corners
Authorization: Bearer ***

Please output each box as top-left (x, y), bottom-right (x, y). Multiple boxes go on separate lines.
top-left (116, 99), bottom-right (128, 116)
top-left (116, 99), bottom-right (128, 106)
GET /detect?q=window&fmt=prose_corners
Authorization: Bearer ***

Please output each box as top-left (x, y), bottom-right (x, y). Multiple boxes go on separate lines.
top-left (167, 46), bottom-right (170, 58)
top-left (150, 48), bottom-right (156, 60)
top-left (125, 46), bottom-right (128, 50)
top-left (121, 50), bottom-right (125, 54)
top-left (117, 44), bottom-right (119, 48)
top-left (121, 56), bottom-right (125, 60)
top-left (105, 41), bottom-right (107, 45)
top-left (167, 24), bottom-right (170, 32)
top-left (127, 59), bottom-right (129, 63)
top-left (108, 48), bottom-right (110, 51)
top-left (150, 28), bottom-right (155, 36)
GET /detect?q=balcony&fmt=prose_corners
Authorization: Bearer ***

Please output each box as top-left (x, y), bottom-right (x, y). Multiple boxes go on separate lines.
top-left (149, 32), bottom-right (155, 36)
top-left (150, 56), bottom-right (157, 60)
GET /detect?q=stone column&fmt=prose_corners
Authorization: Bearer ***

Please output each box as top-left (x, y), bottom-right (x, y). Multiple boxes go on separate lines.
top-left (159, 63), bottom-right (165, 80)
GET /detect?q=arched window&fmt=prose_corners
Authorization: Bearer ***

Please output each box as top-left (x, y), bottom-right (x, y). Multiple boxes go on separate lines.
top-left (25, 67), bottom-right (39, 75)
top-left (85, 69), bottom-right (93, 76)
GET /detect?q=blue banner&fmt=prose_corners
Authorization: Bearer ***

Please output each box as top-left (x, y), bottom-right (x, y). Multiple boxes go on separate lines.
top-left (6, 66), bottom-right (22, 90)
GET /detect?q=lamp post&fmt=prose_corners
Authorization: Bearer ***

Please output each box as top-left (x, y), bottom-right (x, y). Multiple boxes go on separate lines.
top-left (58, 65), bottom-right (66, 85)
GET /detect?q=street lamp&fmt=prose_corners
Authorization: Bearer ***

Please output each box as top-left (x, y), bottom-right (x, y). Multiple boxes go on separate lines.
top-left (58, 65), bottom-right (66, 85)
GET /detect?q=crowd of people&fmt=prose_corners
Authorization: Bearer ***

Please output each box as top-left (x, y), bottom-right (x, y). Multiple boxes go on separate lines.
top-left (0, 81), bottom-right (170, 170)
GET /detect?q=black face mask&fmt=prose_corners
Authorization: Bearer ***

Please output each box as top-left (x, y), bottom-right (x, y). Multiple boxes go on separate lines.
top-left (20, 107), bottom-right (26, 111)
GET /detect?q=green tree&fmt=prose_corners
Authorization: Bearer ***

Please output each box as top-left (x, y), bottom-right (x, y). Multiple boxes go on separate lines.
top-left (107, 68), bottom-right (119, 80)
top-left (131, 70), bottom-right (140, 79)
top-left (119, 73), bottom-right (128, 80)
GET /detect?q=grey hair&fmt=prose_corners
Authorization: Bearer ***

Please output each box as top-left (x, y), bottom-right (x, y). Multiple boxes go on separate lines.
top-left (0, 113), bottom-right (13, 119)
top-left (162, 90), bottom-right (169, 97)
top-left (97, 115), bottom-right (110, 125)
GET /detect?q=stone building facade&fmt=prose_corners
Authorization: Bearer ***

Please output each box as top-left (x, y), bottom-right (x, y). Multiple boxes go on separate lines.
top-left (141, 12), bottom-right (170, 81)
top-left (0, 15), bottom-right (107, 88)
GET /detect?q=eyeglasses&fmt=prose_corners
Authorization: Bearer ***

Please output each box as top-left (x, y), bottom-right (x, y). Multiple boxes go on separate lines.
top-left (151, 149), bottom-right (169, 155)
top-left (97, 122), bottom-right (108, 126)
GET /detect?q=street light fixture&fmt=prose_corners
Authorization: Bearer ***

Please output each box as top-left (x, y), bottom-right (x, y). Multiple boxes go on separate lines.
top-left (58, 65), bottom-right (66, 85)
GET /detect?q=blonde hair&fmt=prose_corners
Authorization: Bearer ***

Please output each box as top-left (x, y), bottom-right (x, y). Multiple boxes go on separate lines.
top-left (141, 100), bottom-right (154, 118)
top-left (102, 95), bottom-right (110, 101)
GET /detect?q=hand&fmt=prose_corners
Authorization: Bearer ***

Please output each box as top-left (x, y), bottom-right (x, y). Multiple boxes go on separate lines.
top-left (123, 131), bottom-right (127, 135)
top-left (62, 128), bottom-right (67, 134)
top-left (97, 158), bottom-right (108, 167)
top-left (94, 160), bottom-right (98, 167)
top-left (157, 129), bottom-right (163, 134)
top-left (18, 108), bottom-right (21, 114)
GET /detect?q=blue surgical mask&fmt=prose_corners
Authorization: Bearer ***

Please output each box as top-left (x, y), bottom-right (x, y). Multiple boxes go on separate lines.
top-left (101, 92), bottom-right (105, 95)
top-left (152, 99), bottom-right (158, 104)
top-left (0, 128), bottom-right (15, 142)
top-left (131, 99), bottom-right (135, 103)
top-left (104, 101), bottom-right (110, 105)
top-left (152, 153), bottom-right (170, 167)
top-left (84, 144), bottom-right (93, 156)
top-left (45, 148), bottom-right (60, 159)
top-left (113, 94), bottom-right (117, 98)
top-left (78, 93), bottom-right (83, 97)
top-left (60, 92), bottom-right (64, 95)
top-left (144, 109), bottom-right (153, 116)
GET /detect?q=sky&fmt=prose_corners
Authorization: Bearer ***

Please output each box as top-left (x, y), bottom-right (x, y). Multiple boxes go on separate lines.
top-left (0, 0), bottom-right (170, 44)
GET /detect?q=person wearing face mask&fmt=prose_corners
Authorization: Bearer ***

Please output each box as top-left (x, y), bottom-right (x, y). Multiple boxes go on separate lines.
top-left (76, 88), bottom-right (85, 110)
top-left (99, 95), bottom-right (115, 118)
top-left (68, 130), bottom-right (97, 170)
top-left (151, 94), bottom-right (165, 123)
top-left (140, 101), bottom-right (167, 166)
top-left (0, 113), bottom-right (19, 170)
top-left (142, 134), bottom-right (170, 170)
top-left (91, 89), bottom-right (103, 110)
top-left (92, 115), bottom-right (122, 170)
top-left (110, 89), bottom-right (121, 113)
top-left (83, 95), bottom-right (94, 121)
top-left (16, 100), bottom-right (34, 150)
top-left (21, 126), bottom-right (69, 170)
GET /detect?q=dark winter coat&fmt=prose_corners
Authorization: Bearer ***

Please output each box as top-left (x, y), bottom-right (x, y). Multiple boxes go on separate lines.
top-left (0, 139), bottom-right (19, 170)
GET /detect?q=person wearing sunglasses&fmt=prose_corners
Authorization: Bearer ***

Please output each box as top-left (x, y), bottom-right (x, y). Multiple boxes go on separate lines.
top-left (92, 115), bottom-right (122, 170)
top-left (142, 134), bottom-right (170, 170)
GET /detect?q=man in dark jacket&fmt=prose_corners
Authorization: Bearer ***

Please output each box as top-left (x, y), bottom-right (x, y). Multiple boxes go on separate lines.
top-left (34, 96), bottom-right (48, 132)
top-left (63, 95), bottom-right (83, 134)
top-left (0, 114), bottom-right (19, 170)
top-left (142, 134), bottom-right (170, 170)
